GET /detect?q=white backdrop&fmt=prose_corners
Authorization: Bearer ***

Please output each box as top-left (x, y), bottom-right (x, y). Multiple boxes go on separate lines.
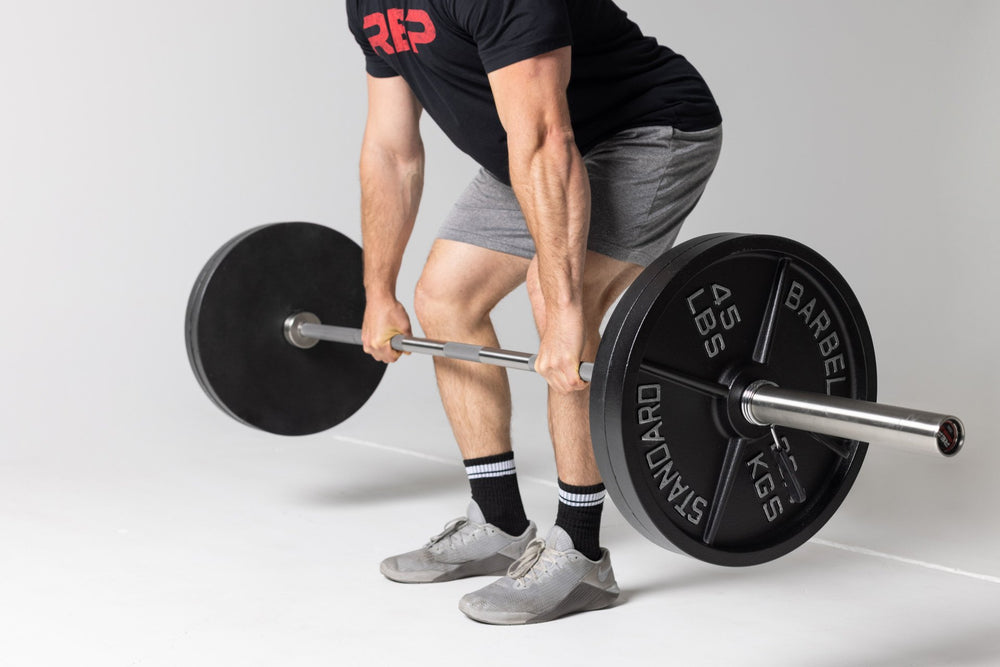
top-left (2, 0), bottom-right (998, 626)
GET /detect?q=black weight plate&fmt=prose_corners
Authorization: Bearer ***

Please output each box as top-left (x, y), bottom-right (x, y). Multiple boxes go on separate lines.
top-left (592, 234), bottom-right (876, 566)
top-left (186, 222), bottom-right (386, 435)
top-left (591, 233), bottom-right (740, 552)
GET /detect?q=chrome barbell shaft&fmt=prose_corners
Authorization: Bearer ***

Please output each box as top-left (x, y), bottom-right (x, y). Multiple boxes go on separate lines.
top-left (742, 381), bottom-right (965, 458)
top-left (287, 313), bottom-right (595, 382)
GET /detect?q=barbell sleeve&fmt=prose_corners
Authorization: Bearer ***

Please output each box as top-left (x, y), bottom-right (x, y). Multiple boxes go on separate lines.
top-left (296, 321), bottom-right (362, 346)
top-left (742, 381), bottom-right (965, 458)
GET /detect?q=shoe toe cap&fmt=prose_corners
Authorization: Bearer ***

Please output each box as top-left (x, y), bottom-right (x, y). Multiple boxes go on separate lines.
top-left (459, 593), bottom-right (534, 625)
top-left (380, 552), bottom-right (448, 583)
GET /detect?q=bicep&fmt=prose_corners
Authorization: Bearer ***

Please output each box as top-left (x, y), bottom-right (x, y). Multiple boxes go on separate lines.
top-left (486, 47), bottom-right (573, 147)
top-left (363, 74), bottom-right (423, 159)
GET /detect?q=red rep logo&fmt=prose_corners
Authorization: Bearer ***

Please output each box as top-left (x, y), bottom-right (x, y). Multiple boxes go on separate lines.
top-left (364, 9), bottom-right (436, 55)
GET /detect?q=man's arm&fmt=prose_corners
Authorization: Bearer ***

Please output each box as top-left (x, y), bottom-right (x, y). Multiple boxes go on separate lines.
top-left (487, 46), bottom-right (590, 392)
top-left (359, 74), bottom-right (425, 363)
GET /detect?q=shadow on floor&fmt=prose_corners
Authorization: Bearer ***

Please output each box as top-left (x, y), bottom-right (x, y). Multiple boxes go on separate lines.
top-left (292, 466), bottom-right (464, 507)
top-left (612, 534), bottom-right (863, 604)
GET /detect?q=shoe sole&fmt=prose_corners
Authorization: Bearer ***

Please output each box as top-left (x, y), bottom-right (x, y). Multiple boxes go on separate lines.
top-left (380, 553), bottom-right (516, 584)
top-left (459, 584), bottom-right (620, 625)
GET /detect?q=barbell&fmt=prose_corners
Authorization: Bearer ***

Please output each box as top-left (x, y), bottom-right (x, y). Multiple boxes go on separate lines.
top-left (185, 221), bottom-right (964, 566)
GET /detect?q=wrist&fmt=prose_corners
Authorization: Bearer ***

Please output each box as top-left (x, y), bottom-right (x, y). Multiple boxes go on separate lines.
top-left (546, 299), bottom-right (583, 318)
top-left (364, 286), bottom-right (398, 305)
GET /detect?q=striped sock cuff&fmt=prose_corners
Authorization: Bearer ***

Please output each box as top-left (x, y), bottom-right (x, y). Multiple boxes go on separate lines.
top-left (557, 480), bottom-right (606, 508)
top-left (464, 452), bottom-right (516, 480)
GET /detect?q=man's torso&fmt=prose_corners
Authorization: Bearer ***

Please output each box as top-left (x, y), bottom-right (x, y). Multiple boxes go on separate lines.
top-left (347, 0), bottom-right (722, 183)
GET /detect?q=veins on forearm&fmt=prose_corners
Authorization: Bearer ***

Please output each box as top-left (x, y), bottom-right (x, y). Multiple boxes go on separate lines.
top-left (511, 133), bottom-right (589, 311)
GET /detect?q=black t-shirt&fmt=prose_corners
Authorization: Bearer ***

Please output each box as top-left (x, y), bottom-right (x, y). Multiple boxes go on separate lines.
top-left (346, 0), bottom-right (721, 183)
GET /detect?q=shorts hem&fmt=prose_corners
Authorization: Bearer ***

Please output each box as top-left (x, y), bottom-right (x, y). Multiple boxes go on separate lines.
top-left (438, 228), bottom-right (667, 266)
top-left (586, 237), bottom-right (664, 266)
top-left (436, 228), bottom-right (536, 260)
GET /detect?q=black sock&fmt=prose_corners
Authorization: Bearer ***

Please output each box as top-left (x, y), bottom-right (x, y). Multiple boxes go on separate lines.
top-left (463, 452), bottom-right (530, 536)
top-left (555, 480), bottom-right (606, 560)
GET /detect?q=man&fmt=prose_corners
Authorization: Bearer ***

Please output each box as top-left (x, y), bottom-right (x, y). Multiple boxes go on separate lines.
top-left (347, 0), bottom-right (721, 624)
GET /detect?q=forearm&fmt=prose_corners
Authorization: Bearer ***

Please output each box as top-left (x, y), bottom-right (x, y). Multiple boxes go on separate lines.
top-left (359, 140), bottom-right (425, 301)
top-left (487, 48), bottom-right (588, 391)
top-left (509, 131), bottom-right (590, 314)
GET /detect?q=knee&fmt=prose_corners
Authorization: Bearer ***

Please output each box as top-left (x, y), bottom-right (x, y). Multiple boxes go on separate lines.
top-left (413, 275), bottom-right (448, 333)
top-left (414, 273), bottom-right (484, 335)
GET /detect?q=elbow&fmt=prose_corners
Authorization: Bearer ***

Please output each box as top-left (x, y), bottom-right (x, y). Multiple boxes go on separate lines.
top-left (539, 122), bottom-right (576, 148)
top-left (515, 122), bottom-right (576, 155)
top-left (508, 124), bottom-right (578, 180)
top-left (360, 138), bottom-right (424, 175)
top-left (542, 126), bottom-right (577, 162)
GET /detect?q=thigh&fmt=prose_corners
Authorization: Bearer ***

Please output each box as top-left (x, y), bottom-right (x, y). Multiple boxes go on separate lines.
top-left (580, 250), bottom-right (644, 327)
top-left (437, 168), bottom-right (537, 261)
top-left (418, 239), bottom-right (531, 315)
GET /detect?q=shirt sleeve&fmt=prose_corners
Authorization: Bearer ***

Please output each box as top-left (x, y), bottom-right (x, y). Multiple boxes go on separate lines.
top-left (345, 0), bottom-right (400, 78)
top-left (453, 0), bottom-right (573, 73)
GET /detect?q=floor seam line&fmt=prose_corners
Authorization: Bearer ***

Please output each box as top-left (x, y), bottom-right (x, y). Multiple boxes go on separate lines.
top-left (809, 538), bottom-right (1000, 584)
top-left (331, 434), bottom-right (558, 488)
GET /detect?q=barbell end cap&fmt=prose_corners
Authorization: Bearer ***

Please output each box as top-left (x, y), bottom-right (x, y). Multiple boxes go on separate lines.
top-left (935, 417), bottom-right (965, 457)
top-left (284, 312), bottom-right (321, 349)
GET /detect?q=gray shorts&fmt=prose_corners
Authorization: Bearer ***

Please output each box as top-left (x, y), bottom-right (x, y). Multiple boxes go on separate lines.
top-left (437, 125), bottom-right (722, 266)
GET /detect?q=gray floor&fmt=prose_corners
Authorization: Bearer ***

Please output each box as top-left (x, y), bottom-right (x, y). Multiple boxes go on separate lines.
top-left (4, 358), bottom-right (998, 667)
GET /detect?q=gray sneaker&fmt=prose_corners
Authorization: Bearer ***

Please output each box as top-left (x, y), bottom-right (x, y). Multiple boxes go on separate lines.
top-left (379, 502), bottom-right (536, 584)
top-left (458, 525), bottom-right (620, 625)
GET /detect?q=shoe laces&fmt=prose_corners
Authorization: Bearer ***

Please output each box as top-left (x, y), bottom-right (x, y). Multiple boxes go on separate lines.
top-left (427, 518), bottom-right (468, 547)
top-left (507, 538), bottom-right (565, 584)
